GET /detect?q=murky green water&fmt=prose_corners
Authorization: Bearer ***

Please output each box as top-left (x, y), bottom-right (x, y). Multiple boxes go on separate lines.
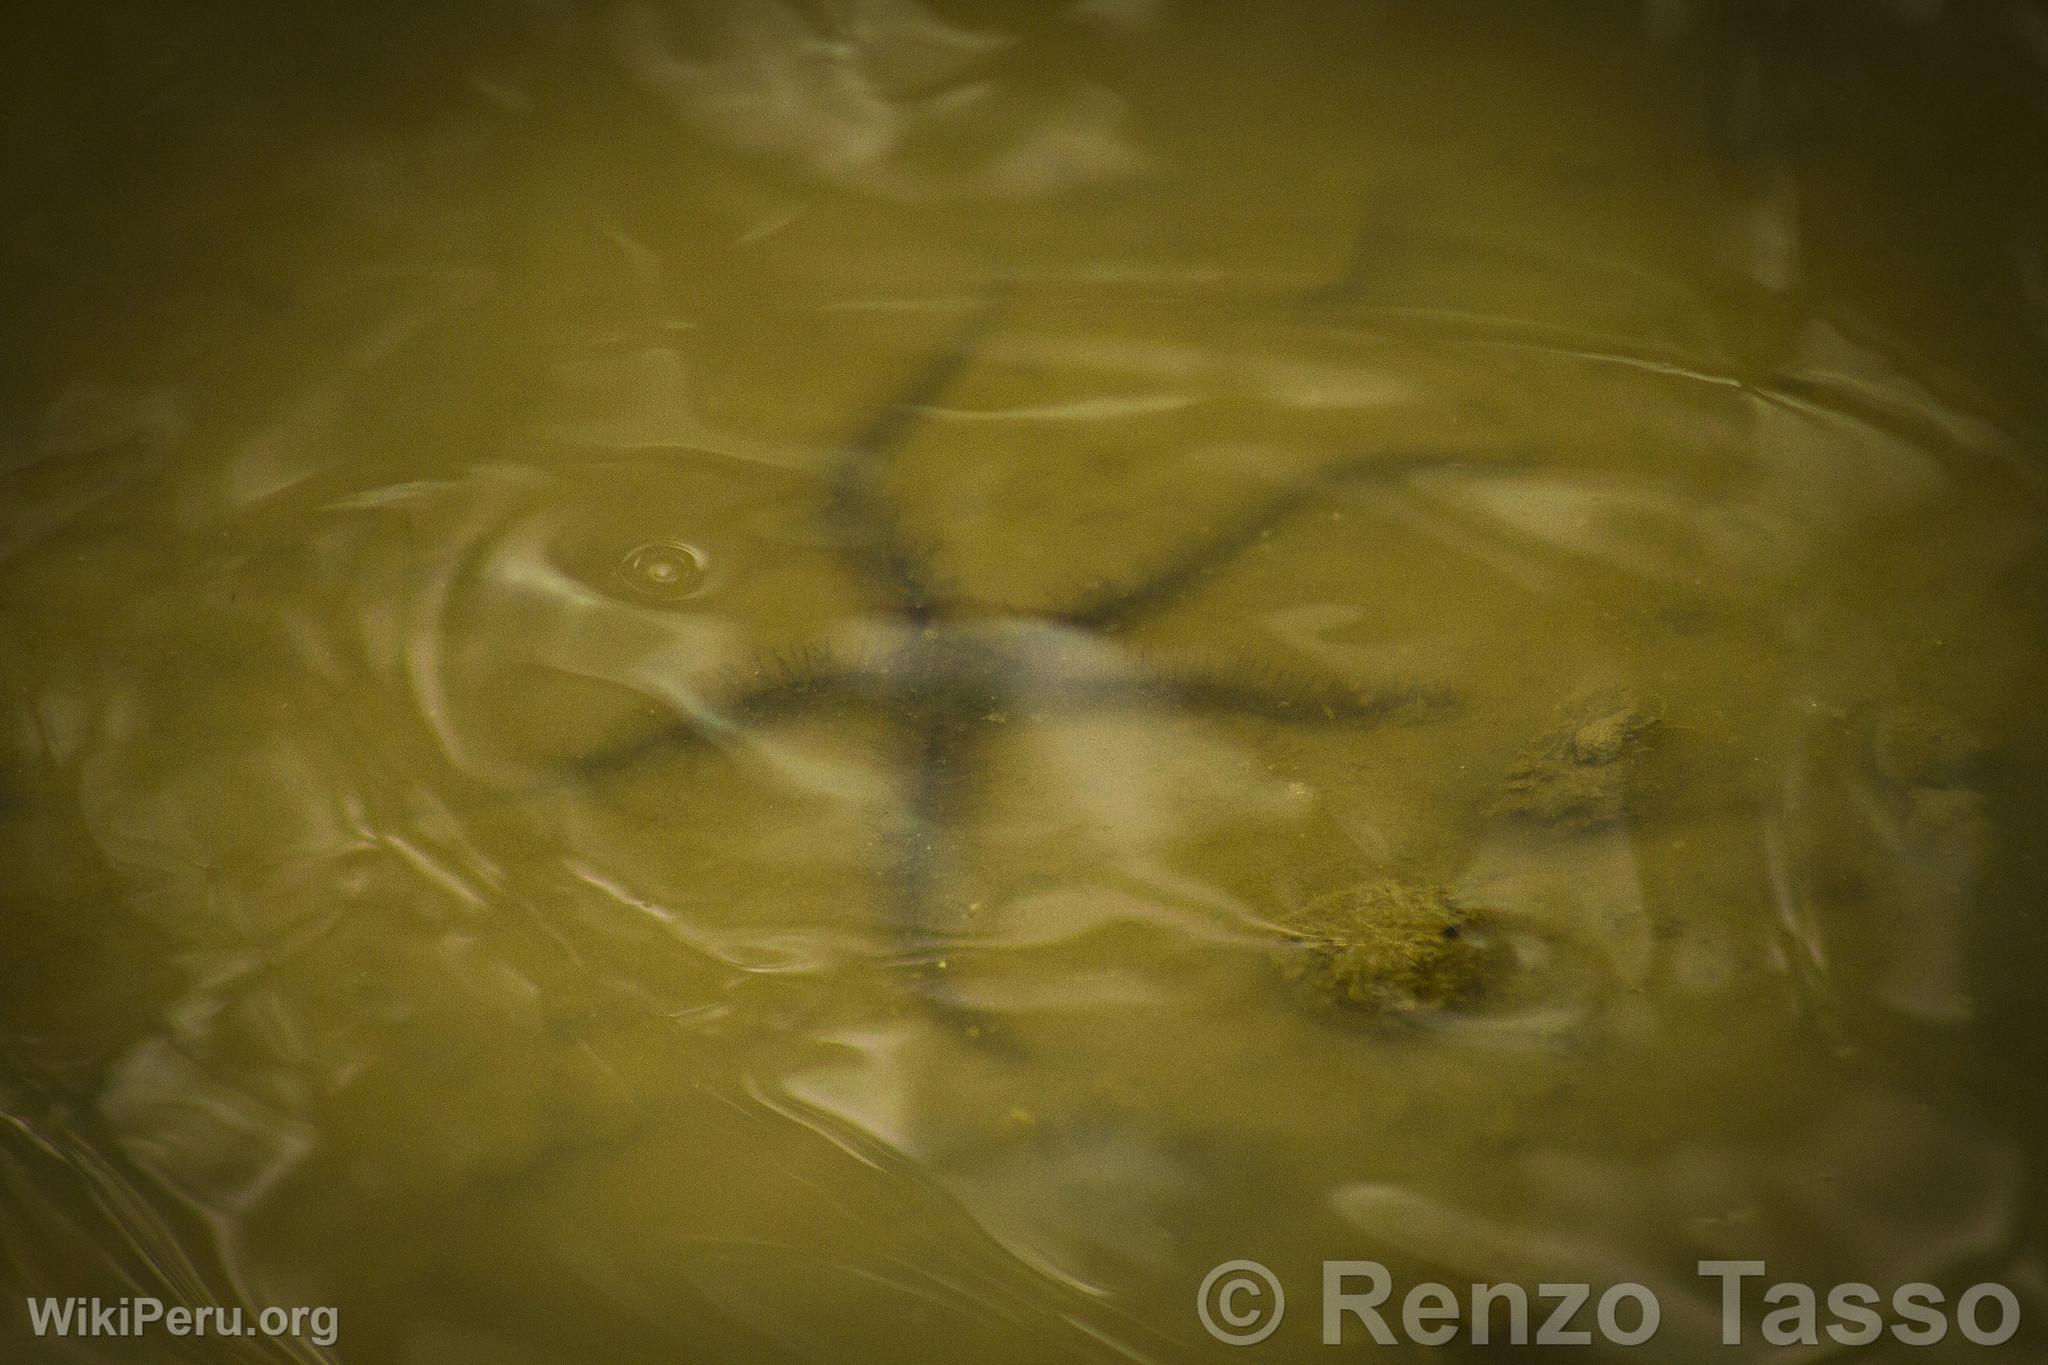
top-left (5, 2), bottom-right (2048, 1361)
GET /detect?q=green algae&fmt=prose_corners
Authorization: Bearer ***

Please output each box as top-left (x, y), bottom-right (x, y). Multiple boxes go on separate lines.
top-left (1270, 880), bottom-right (1507, 1021)
top-left (1493, 688), bottom-right (1662, 830)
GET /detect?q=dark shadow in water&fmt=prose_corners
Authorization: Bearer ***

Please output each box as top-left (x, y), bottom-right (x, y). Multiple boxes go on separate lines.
top-left (563, 302), bottom-right (1494, 1044)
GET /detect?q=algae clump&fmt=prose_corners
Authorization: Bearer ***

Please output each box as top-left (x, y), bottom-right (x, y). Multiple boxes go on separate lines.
top-left (1271, 881), bottom-right (1504, 1021)
top-left (1494, 688), bottom-right (1662, 828)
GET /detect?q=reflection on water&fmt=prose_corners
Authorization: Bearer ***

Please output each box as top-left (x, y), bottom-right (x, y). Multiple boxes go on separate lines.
top-left (3, 1), bottom-right (2048, 1361)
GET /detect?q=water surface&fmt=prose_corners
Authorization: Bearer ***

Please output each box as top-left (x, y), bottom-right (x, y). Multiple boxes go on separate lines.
top-left (4, 2), bottom-right (2048, 1361)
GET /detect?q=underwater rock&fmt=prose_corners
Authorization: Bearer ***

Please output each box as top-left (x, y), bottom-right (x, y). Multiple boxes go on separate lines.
top-left (1270, 880), bottom-right (1506, 1021)
top-left (1856, 702), bottom-right (1995, 851)
top-left (1831, 702), bottom-right (1997, 1025)
top-left (1867, 703), bottom-right (1990, 793)
top-left (1493, 688), bottom-right (1662, 829)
